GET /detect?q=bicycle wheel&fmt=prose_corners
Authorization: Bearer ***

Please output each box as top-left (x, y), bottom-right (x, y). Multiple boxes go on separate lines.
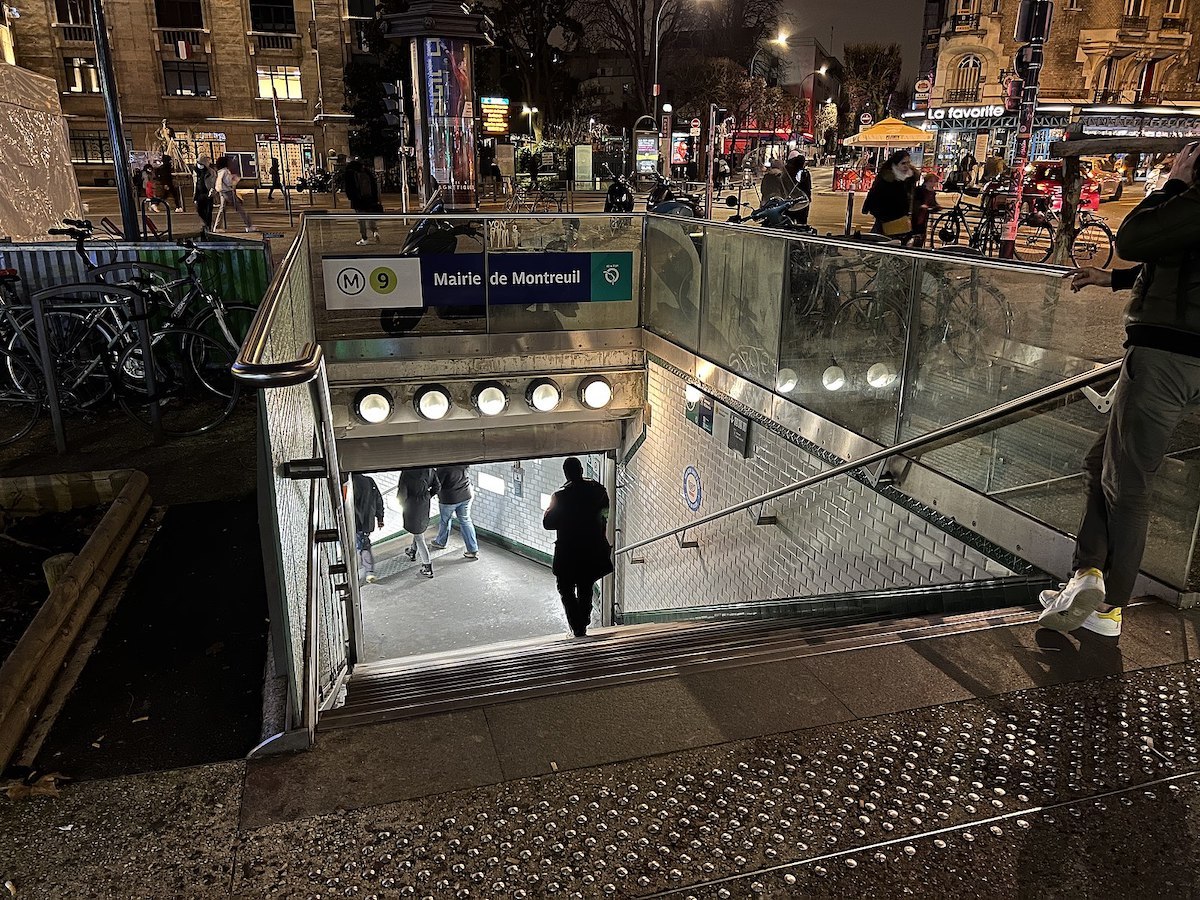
top-left (1014, 221), bottom-right (1054, 263)
top-left (831, 294), bottom-right (907, 358)
top-left (189, 304), bottom-right (258, 351)
top-left (929, 278), bottom-right (1013, 367)
top-left (116, 328), bottom-right (239, 436)
top-left (0, 348), bottom-right (42, 445)
top-left (6, 310), bottom-right (118, 409)
top-left (931, 211), bottom-right (966, 248)
top-left (1071, 222), bottom-right (1115, 268)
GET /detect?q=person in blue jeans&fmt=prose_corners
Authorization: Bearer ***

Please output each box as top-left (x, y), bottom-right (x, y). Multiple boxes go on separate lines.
top-left (431, 465), bottom-right (479, 560)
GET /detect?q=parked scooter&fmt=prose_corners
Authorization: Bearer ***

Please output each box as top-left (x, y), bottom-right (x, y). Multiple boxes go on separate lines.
top-left (294, 167), bottom-right (333, 193)
top-left (725, 195), bottom-right (816, 234)
top-left (380, 196), bottom-right (484, 335)
top-left (646, 173), bottom-right (703, 217)
top-left (602, 168), bottom-right (635, 213)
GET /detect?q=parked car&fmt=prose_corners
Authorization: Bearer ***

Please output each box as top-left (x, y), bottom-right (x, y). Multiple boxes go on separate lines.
top-left (1022, 160), bottom-right (1101, 212)
top-left (1080, 156), bottom-right (1125, 201)
top-left (1144, 158), bottom-right (1174, 194)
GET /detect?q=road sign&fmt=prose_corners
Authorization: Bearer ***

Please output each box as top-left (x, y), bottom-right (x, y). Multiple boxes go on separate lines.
top-left (914, 78), bottom-right (932, 93)
top-left (860, 113), bottom-right (874, 126)
top-left (690, 117), bottom-right (701, 137)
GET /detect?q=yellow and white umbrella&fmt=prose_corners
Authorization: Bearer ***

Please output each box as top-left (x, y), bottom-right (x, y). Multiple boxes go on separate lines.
top-left (843, 117), bottom-right (935, 148)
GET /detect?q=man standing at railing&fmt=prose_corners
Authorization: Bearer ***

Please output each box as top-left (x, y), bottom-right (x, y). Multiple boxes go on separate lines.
top-left (1041, 141), bottom-right (1200, 638)
top-left (543, 457), bottom-right (613, 638)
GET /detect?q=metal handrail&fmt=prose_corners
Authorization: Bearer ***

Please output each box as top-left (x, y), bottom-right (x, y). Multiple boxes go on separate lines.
top-left (616, 360), bottom-right (1123, 556)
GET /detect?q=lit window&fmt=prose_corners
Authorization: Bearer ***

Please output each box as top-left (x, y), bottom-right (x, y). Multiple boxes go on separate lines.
top-left (257, 65), bottom-right (302, 100)
top-left (69, 129), bottom-right (113, 163)
top-left (63, 56), bottom-right (100, 93)
top-left (477, 472), bottom-right (506, 495)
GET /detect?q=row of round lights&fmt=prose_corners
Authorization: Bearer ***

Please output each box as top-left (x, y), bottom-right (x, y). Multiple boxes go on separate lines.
top-left (354, 376), bottom-right (614, 424)
top-left (773, 362), bottom-right (899, 395)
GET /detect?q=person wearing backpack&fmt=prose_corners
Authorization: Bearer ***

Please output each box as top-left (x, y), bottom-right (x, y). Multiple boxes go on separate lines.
top-left (344, 157), bottom-right (383, 245)
top-left (1042, 141), bottom-right (1200, 638)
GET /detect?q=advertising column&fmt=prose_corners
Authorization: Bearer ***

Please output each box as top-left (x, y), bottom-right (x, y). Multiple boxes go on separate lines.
top-left (411, 37), bottom-right (477, 209)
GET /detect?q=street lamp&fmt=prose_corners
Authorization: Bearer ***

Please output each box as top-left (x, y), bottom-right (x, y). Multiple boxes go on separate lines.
top-left (652, 0), bottom-right (711, 160)
top-left (749, 31), bottom-right (790, 79)
top-left (795, 66), bottom-right (829, 147)
top-left (522, 105), bottom-right (538, 137)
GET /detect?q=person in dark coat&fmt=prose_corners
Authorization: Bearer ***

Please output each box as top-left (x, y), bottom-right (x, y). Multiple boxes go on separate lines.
top-left (343, 157), bottom-right (382, 245)
top-left (786, 152), bottom-right (813, 225)
top-left (911, 172), bottom-right (943, 248)
top-left (542, 457), bottom-right (613, 637)
top-left (268, 157), bottom-right (282, 200)
top-left (398, 468), bottom-right (439, 578)
top-left (431, 465), bottom-right (479, 559)
top-left (351, 472), bottom-right (385, 583)
top-left (759, 157), bottom-right (797, 202)
top-left (192, 155), bottom-right (216, 231)
top-left (862, 149), bottom-right (918, 242)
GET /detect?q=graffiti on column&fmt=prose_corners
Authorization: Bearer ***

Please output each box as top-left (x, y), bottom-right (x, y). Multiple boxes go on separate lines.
top-left (424, 37), bottom-right (476, 199)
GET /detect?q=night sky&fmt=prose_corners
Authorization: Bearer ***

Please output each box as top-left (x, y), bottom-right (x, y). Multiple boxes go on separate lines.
top-left (781, 0), bottom-right (925, 82)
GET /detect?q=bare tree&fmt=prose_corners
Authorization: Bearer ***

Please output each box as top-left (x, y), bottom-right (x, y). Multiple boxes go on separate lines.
top-left (580, 0), bottom-right (692, 118)
top-left (842, 43), bottom-right (903, 125)
top-left (481, 0), bottom-right (583, 125)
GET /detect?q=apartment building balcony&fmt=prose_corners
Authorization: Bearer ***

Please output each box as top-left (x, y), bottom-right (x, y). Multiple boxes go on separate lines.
top-left (1119, 14), bottom-right (1150, 32)
top-left (248, 31), bottom-right (300, 52)
top-left (944, 87), bottom-right (981, 103)
top-left (154, 27), bottom-right (210, 54)
top-left (951, 12), bottom-right (981, 30)
top-left (52, 22), bottom-right (95, 45)
top-left (1160, 15), bottom-right (1186, 32)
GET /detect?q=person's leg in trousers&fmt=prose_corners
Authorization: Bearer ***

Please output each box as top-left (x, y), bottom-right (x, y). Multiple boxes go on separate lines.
top-left (556, 573), bottom-right (583, 634)
top-left (1072, 427), bottom-right (1111, 577)
top-left (1096, 349), bottom-right (1197, 607)
top-left (232, 194), bottom-right (252, 228)
top-left (433, 503), bottom-right (453, 547)
top-left (357, 214), bottom-right (369, 241)
top-left (412, 533), bottom-right (430, 565)
top-left (359, 546), bottom-right (375, 581)
top-left (573, 580), bottom-right (596, 634)
top-left (456, 500), bottom-right (479, 554)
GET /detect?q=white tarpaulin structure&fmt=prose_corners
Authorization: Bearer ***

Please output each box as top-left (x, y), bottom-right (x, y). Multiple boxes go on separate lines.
top-left (0, 64), bottom-right (83, 242)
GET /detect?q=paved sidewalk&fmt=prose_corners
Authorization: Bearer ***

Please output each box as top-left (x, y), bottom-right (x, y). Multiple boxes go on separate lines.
top-left (2, 600), bottom-right (1198, 898)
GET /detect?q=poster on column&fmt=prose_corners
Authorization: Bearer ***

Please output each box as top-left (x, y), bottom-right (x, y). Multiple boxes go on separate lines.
top-left (424, 37), bottom-right (476, 204)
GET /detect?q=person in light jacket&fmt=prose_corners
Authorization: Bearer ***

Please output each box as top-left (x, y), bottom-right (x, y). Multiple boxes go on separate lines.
top-left (542, 457), bottom-right (613, 637)
top-left (213, 155), bottom-right (254, 233)
top-left (431, 465), bottom-right (479, 559)
top-left (398, 468), bottom-right (439, 578)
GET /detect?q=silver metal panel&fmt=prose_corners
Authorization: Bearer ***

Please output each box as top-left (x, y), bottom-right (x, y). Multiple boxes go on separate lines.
top-left (327, 346), bottom-right (645, 384)
top-left (639, 332), bottom-right (1183, 603)
top-left (326, 328), bottom-right (646, 366)
top-left (338, 421), bottom-right (625, 470)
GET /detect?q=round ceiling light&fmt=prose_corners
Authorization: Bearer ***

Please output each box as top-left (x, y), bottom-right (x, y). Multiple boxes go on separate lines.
top-left (414, 384), bottom-right (452, 420)
top-left (579, 375), bottom-right (613, 410)
top-left (776, 368), bottom-right (799, 394)
top-left (526, 378), bottom-right (562, 412)
top-left (471, 381), bottom-right (509, 416)
top-left (821, 365), bottom-right (847, 392)
top-left (866, 362), bottom-right (898, 389)
top-left (684, 383), bottom-right (702, 405)
top-left (354, 388), bottom-right (393, 424)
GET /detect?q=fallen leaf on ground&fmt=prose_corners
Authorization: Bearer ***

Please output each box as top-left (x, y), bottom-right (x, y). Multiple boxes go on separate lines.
top-left (4, 878), bottom-right (16, 896)
top-left (2, 773), bottom-right (66, 801)
top-left (132, 716), bottom-right (149, 723)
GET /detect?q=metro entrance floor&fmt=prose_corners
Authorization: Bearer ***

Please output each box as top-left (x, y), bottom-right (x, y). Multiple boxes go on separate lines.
top-left (4, 599), bottom-right (1198, 898)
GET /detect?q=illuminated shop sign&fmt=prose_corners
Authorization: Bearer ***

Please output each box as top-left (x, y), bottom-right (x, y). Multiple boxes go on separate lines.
top-left (480, 96), bottom-right (510, 135)
top-left (930, 105), bottom-right (1009, 120)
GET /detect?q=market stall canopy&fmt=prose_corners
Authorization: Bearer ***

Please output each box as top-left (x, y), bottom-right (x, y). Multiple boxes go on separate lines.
top-left (843, 117), bottom-right (935, 148)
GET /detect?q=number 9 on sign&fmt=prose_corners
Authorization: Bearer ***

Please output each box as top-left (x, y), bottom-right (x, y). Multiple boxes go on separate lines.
top-left (370, 266), bottom-right (397, 295)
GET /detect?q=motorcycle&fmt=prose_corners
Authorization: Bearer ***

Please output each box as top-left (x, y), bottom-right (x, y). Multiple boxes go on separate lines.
top-left (380, 197), bottom-right (484, 335)
top-left (725, 195), bottom-right (816, 234)
top-left (294, 167), bottom-right (333, 193)
top-left (646, 173), bottom-right (703, 217)
top-left (602, 168), bottom-right (635, 213)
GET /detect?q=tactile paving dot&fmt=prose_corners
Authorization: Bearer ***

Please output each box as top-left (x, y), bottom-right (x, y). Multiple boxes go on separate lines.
top-left (235, 661), bottom-right (1200, 897)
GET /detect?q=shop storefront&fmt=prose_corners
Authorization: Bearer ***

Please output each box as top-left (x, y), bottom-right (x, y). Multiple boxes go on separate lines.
top-left (254, 133), bottom-right (316, 188)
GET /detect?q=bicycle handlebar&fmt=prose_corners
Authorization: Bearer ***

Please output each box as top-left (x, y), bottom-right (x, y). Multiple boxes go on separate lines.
top-left (62, 217), bottom-right (92, 229)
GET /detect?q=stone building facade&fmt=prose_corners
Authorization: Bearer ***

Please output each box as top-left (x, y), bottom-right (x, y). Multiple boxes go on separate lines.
top-left (908, 0), bottom-right (1200, 170)
top-left (8, 0), bottom-right (362, 185)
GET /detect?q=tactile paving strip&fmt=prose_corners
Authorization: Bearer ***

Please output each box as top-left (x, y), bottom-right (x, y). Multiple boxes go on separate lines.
top-left (234, 660), bottom-right (1200, 898)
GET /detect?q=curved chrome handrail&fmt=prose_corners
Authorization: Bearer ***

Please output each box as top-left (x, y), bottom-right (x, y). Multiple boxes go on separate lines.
top-left (616, 360), bottom-right (1123, 557)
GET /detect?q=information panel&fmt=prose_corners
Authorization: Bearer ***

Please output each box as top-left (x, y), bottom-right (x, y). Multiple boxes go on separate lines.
top-left (323, 251), bottom-right (635, 310)
top-left (481, 96), bottom-right (510, 135)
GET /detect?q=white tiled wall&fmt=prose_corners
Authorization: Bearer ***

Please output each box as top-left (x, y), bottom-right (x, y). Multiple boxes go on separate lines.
top-left (616, 362), bottom-right (1013, 613)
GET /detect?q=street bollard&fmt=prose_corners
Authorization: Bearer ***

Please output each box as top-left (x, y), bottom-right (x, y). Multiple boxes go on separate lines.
top-left (845, 190), bottom-right (855, 236)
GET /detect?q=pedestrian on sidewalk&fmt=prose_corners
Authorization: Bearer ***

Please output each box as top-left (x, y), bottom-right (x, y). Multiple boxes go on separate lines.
top-left (351, 472), bottom-right (385, 584)
top-left (213, 156), bottom-right (254, 233)
top-left (398, 467), bottom-right (439, 579)
top-left (267, 157), bottom-right (282, 200)
top-left (786, 152), bottom-right (813, 225)
top-left (192, 156), bottom-right (216, 231)
top-left (862, 150), bottom-right (917, 241)
top-left (911, 172), bottom-right (943, 248)
top-left (431, 465), bottom-right (479, 560)
top-left (759, 157), bottom-right (796, 202)
top-left (160, 155), bottom-right (183, 213)
top-left (344, 157), bottom-right (382, 245)
top-left (1041, 141), bottom-right (1200, 638)
top-left (542, 457), bottom-right (613, 637)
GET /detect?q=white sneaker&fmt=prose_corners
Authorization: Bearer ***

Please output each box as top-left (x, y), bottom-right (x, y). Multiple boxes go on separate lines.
top-left (1038, 588), bottom-right (1122, 636)
top-left (365, 573), bottom-right (378, 584)
top-left (355, 237), bottom-right (370, 246)
top-left (372, 231), bottom-right (381, 243)
top-left (1037, 568), bottom-right (1106, 633)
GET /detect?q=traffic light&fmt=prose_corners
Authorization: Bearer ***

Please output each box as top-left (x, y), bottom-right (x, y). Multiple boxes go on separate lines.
top-left (1004, 77), bottom-right (1024, 112)
top-left (1014, 0), bottom-right (1053, 43)
top-left (383, 81), bottom-right (403, 129)
top-left (1013, 45), bottom-right (1036, 80)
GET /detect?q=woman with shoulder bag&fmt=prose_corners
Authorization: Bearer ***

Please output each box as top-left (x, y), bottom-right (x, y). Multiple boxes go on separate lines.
top-left (862, 150), bottom-right (918, 243)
